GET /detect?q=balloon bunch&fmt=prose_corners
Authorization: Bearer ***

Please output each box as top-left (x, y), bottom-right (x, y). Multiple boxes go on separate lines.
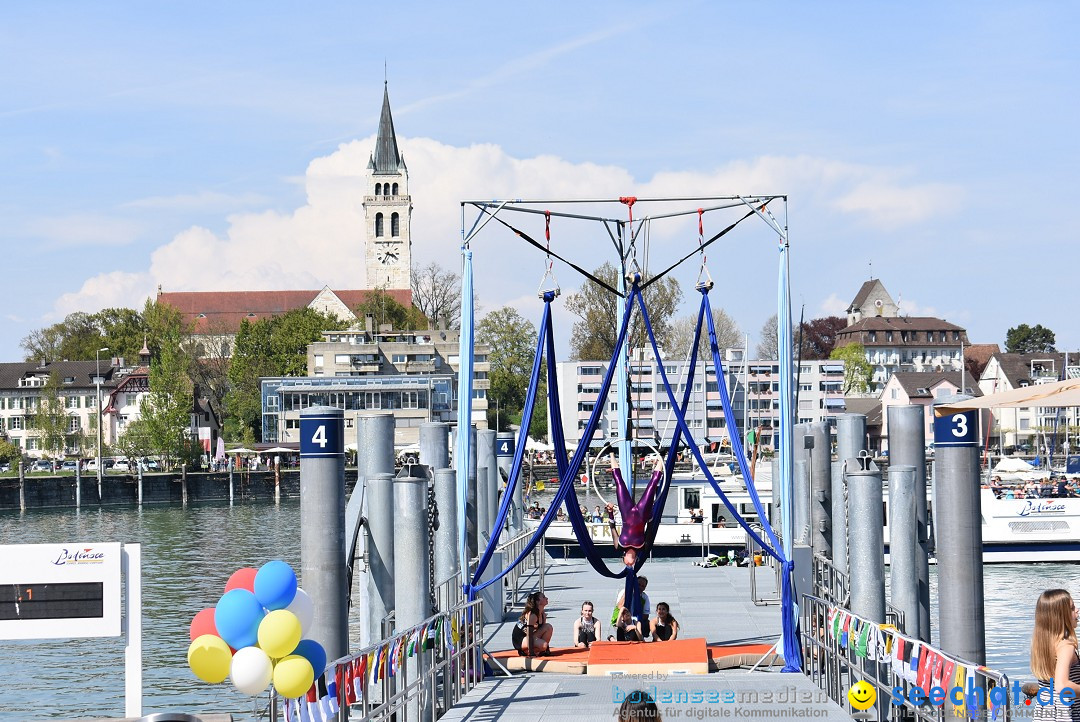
top-left (187, 561), bottom-right (326, 699)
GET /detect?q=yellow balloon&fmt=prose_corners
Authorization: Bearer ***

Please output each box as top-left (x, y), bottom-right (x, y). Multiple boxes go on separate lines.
top-left (273, 654), bottom-right (315, 699)
top-left (258, 609), bottom-right (302, 659)
top-left (187, 634), bottom-right (232, 684)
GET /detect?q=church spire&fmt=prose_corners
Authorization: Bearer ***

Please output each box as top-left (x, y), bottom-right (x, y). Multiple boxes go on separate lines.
top-left (368, 83), bottom-right (406, 173)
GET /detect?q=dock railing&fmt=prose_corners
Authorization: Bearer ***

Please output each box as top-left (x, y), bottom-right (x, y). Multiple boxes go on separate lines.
top-left (274, 597), bottom-right (486, 722)
top-left (800, 594), bottom-right (1010, 721)
top-left (495, 528), bottom-right (546, 614)
top-left (812, 554), bottom-right (906, 632)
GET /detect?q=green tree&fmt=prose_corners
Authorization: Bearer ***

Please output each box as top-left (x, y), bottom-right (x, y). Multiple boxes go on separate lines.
top-left (564, 262), bottom-right (683, 361)
top-left (1005, 323), bottom-right (1057, 353)
top-left (32, 373), bottom-right (71, 459)
top-left (19, 307), bottom-right (146, 363)
top-left (226, 308), bottom-right (340, 441)
top-left (141, 333), bottom-right (194, 468)
top-left (476, 307), bottom-right (539, 433)
top-left (354, 289), bottom-right (428, 332)
top-left (0, 438), bottom-right (19, 466)
top-left (830, 343), bottom-right (873, 394)
top-left (114, 417), bottom-right (154, 464)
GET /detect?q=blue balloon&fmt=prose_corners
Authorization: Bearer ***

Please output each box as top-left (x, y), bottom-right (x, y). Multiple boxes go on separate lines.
top-left (293, 639), bottom-right (327, 676)
top-left (215, 589), bottom-right (265, 649)
top-left (254, 560), bottom-right (298, 610)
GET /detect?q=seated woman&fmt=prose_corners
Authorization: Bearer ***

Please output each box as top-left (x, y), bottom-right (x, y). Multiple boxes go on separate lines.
top-left (608, 607), bottom-right (643, 642)
top-left (650, 602), bottom-right (680, 642)
top-left (511, 591), bottom-right (553, 656)
top-left (605, 455), bottom-right (665, 567)
top-left (591, 505), bottom-right (604, 523)
top-left (572, 601), bottom-right (602, 648)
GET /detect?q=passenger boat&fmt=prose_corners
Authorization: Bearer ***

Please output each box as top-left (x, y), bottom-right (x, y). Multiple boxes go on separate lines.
top-left (526, 468), bottom-right (1080, 563)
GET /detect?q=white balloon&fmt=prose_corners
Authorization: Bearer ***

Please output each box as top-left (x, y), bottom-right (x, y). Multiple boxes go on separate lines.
top-left (230, 645), bottom-right (273, 695)
top-left (286, 588), bottom-right (314, 636)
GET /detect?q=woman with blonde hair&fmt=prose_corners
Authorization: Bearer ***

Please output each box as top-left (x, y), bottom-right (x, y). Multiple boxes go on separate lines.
top-left (1030, 588), bottom-right (1080, 720)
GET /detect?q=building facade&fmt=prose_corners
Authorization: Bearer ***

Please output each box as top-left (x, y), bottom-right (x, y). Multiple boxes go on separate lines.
top-left (978, 352), bottom-right (1079, 454)
top-left (553, 350), bottom-right (845, 453)
top-left (261, 327), bottom-right (490, 447)
top-left (879, 371), bottom-right (982, 452)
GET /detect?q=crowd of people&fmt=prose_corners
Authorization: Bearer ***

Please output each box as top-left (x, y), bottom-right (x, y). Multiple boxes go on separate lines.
top-left (989, 475), bottom-right (1080, 499)
top-left (513, 577), bottom-right (680, 658)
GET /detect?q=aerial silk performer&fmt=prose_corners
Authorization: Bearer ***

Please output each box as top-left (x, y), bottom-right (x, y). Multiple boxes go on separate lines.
top-left (605, 455), bottom-right (664, 568)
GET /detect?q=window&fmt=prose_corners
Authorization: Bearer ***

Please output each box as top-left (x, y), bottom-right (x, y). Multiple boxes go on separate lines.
top-left (26, 437), bottom-right (38, 450)
top-left (391, 212), bottom-right (400, 237)
top-left (9, 417), bottom-right (22, 430)
top-left (800, 384), bottom-right (812, 392)
top-left (472, 389), bottom-right (486, 399)
top-left (364, 392), bottom-right (382, 409)
top-left (868, 331), bottom-right (877, 342)
top-left (314, 355), bottom-right (324, 369)
top-left (657, 401), bottom-right (672, 411)
top-left (65, 396), bottom-right (79, 408)
top-left (392, 183), bottom-right (398, 195)
top-left (68, 416), bottom-right (80, 433)
top-left (335, 354), bottom-right (351, 364)
top-left (579, 366), bottom-right (603, 376)
top-left (286, 418), bottom-right (300, 430)
top-left (392, 354), bottom-right (407, 363)
top-left (267, 395), bottom-right (278, 409)
top-left (375, 213), bottom-right (384, 237)
top-left (683, 488), bottom-right (700, 510)
top-left (402, 391), bottom-right (420, 409)
top-left (891, 389), bottom-right (898, 399)
top-left (473, 371), bottom-right (487, 380)
top-left (1020, 419), bottom-right (1031, 430)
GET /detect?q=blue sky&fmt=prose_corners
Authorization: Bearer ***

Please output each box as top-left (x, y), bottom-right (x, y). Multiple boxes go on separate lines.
top-left (3, 2), bottom-right (1077, 361)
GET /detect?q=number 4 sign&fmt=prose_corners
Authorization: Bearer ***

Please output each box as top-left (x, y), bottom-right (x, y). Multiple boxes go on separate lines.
top-left (300, 411), bottom-right (344, 458)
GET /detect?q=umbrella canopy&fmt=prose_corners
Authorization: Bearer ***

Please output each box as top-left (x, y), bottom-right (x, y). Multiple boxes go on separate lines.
top-left (525, 437), bottom-right (553, 452)
top-left (936, 377), bottom-right (1080, 415)
top-left (262, 447), bottom-right (294, 453)
top-left (225, 447), bottom-right (255, 454)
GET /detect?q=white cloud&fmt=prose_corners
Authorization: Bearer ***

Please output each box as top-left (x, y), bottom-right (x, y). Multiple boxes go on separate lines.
top-left (25, 213), bottom-right (143, 247)
top-left (51, 141), bottom-right (959, 319)
top-left (819, 293), bottom-right (848, 316)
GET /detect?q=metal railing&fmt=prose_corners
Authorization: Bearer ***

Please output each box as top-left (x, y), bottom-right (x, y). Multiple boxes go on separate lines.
top-left (747, 528), bottom-right (783, 605)
top-left (272, 598), bottom-right (486, 722)
top-left (801, 594), bottom-right (1009, 721)
top-left (812, 554), bottom-right (906, 632)
top-left (495, 528), bottom-right (546, 613)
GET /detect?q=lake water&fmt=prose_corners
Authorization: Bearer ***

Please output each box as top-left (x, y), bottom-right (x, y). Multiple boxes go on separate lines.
top-left (0, 500), bottom-right (1075, 719)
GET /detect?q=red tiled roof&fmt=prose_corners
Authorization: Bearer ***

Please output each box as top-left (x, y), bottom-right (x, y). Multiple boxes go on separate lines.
top-left (158, 289), bottom-right (413, 334)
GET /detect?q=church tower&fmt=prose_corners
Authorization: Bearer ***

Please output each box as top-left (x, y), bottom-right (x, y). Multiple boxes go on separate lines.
top-left (364, 83), bottom-right (412, 290)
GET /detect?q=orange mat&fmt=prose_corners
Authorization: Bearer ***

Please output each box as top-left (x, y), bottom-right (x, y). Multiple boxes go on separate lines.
top-left (587, 638), bottom-right (708, 675)
top-left (487, 640), bottom-right (782, 675)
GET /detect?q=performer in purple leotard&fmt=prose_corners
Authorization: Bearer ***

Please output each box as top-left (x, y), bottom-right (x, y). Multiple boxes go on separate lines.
top-left (605, 455), bottom-right (664, 567)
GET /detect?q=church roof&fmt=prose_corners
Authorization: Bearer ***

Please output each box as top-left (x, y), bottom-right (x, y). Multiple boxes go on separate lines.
top-left (368, 84), bottom-right (406, 174)
top-left (847, 279), bottom-right (880, 312)
top-left (157, 288), bottom-right (412, 334)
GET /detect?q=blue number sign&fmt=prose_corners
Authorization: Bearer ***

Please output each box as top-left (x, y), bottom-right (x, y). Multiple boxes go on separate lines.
top-left (933, 409), bottom-right (978, 448)
top-left (496, 438), bottom-right (515, 457)
top-left (300, 413), bottom-right (344, 458)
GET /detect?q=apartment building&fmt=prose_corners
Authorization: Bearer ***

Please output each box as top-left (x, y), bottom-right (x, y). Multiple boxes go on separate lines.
top-left (260, 326), bottom-right (490, 447)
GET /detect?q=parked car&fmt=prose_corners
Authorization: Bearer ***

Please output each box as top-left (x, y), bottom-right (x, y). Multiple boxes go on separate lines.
top-left (0, 463), bottom-right (10, 473)
top-left (61, 460), bottom-right (78, 473)
top-left (139, 458), bottom-right (161, 472)
top-left (113, 459), bottom-right (131, 472)
top-left (30, 459), bottom-right (54, 473)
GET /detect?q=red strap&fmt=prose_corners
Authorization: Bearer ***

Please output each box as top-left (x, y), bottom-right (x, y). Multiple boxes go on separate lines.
top-left (697, 208), bottom-right (704, 239)
top-left (619, 196), bottom-right (637, 227)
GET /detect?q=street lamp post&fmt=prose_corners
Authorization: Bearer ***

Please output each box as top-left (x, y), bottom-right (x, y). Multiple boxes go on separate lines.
top-left (96, 347), bottom-right (109, 495)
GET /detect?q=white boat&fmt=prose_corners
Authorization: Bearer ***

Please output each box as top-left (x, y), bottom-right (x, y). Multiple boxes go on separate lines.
top-left (527, 469), bottom-right (1080, 563)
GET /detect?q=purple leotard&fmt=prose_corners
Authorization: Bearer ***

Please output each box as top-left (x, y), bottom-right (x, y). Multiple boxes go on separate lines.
top-left (612, 468), bottom-right (663, 549)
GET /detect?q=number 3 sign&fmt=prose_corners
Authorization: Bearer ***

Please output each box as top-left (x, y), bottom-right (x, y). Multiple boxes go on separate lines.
top-left (933, 409), bottom-right (978, 447)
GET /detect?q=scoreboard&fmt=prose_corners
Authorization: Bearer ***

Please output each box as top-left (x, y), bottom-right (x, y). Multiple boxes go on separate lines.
top-left (0, 543), bottom-right (122, 639)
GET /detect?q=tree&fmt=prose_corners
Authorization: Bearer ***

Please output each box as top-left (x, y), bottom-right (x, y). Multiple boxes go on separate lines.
top-left (114, 417), bottom-right (154, 464)
top-left (476, 307), bottom-right (539, 433)
top-left (801, 316), bottom-right (847, 360)
top-left (666, 308), bottom-right (742, 361)
top-left (20, 307), bottom-right (146, 363)
top-left (225, 308), bottom-right (340, 441)
top-left (353, 289), bottom-right (428, 332)
top-left (756, 315), bottom-right (780, 360)
top-left (564, 262), bottom-right (683, 361)
top-left (141, 331), bottom-right (194, 468)
top-left (411, 261), bottom-right (462, 330)
top-left (1005, 324), bottom-right (1057, 353)
top-left (0, 438), bottom-right (19, 466)
top-left (32, 373), bottom-right (71, 459)
top-left (830, 343), bottom-right (873, 394)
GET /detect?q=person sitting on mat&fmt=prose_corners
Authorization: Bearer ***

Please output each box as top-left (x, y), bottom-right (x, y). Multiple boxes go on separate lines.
top-left (614, 576), bottom-right (652, 639)
top-left (511, 591), bottom-right (553, 656)
top-left (573, 600), bottom-right (602, 648)
top-left (604, 454), bottom-right (665, 567)
top-left (609, 607), bottom-right (643, 642)
top-left (650, 602), bottom-right (679, 642)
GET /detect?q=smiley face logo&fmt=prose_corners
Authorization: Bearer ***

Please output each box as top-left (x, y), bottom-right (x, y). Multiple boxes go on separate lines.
top-left (847, 680), bottom-right (876, 710)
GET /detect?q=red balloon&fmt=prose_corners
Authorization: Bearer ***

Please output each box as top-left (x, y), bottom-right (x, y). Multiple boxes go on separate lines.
top-left (225, 568), bottom-right (258, 593)
top-left (189, 607), bottom-right (217, 641)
